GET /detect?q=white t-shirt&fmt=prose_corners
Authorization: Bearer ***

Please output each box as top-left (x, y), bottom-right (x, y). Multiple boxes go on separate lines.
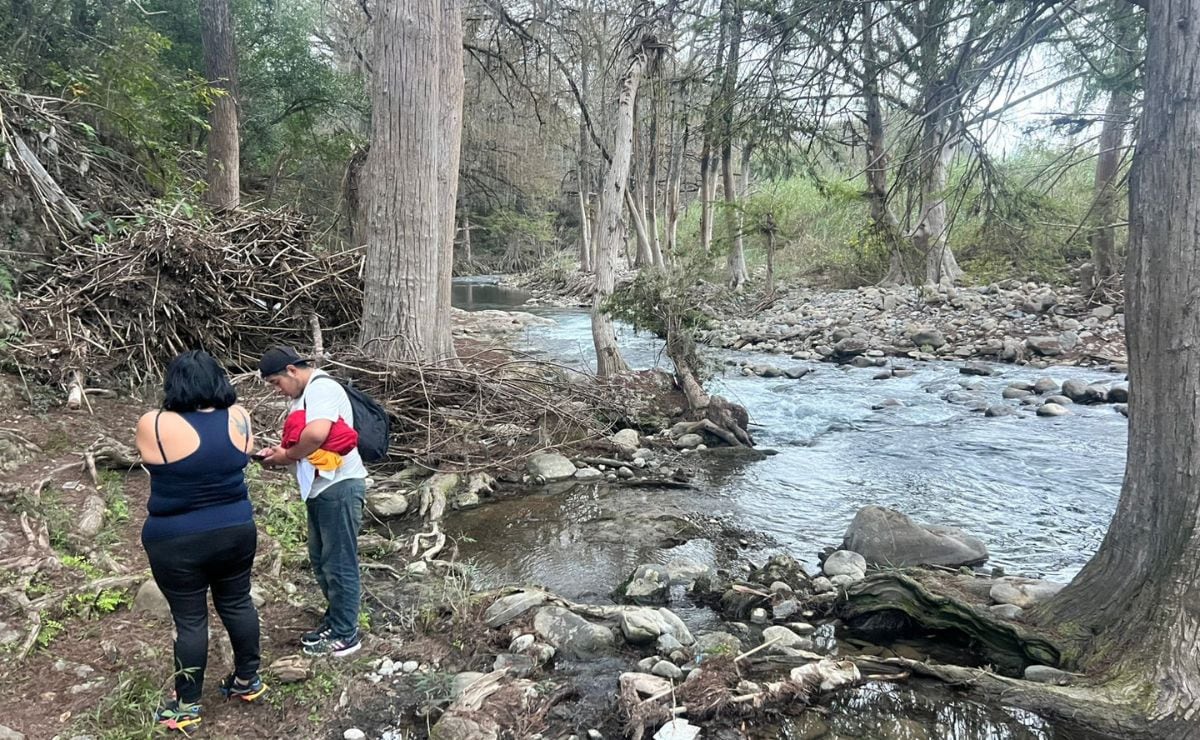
top-left (290, 369), bottom-right (368, 500)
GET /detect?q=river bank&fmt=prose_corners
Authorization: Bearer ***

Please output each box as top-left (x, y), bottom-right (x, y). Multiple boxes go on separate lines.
top-left (505, 270), bottom-right (1127, 371)
top-left (0, 276), bottom-right (1132, 739)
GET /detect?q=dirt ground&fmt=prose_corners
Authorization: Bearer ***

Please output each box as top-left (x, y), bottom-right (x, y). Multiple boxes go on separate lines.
top-left (0, 381), bottom-right (411, 739)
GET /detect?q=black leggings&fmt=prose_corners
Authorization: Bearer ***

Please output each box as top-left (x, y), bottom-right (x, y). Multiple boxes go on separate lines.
top-left (143, 522), bottom-right (261, 703)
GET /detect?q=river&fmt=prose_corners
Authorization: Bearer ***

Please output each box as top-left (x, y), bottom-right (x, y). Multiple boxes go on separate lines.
top-left (448, 277), bottom-right (1127, 739)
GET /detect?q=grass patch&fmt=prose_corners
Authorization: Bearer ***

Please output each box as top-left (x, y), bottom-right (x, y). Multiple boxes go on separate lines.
top-left (69, 666), bottom-right (166, 740)
top-left (266, 657), bottom-right (370, 725)
top-left (246, 465), bottom-right (307, 561)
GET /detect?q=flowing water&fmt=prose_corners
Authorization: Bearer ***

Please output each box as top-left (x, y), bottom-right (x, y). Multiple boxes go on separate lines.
top-left (448, 277), bottom-right (1127, 739)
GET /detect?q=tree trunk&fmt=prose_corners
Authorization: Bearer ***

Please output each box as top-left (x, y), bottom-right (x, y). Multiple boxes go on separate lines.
top-left (765, 222), bottom-right (776, 296)
top-left (1089, 4), bottom-right (1138, 293)
top-left (578, 187), bottom-right (593, 272)
top-left (646, 76), bottom-right (664, 268)
top-left (861, 1), bottom-right (907, 285)
top-left (199, 0), bottom-right (240, 211)
top-left (592, 42), bottom-right (651, 377)
top-left (913, 81), bottom-right (964, 286)
top-left (435, 0), bottom-right (463, 363)
top-left (698, 143), bottom-right (715, 254)
top-left (1089, 87), bottom-right (1131, 290)
top-left (359, 0), bottom-right (457, 364)
top-left (461, 212), bottom-right (472, 265)
top-left (1036, 1), bottom-right (1200, 732)
top-left (626, 188), bottom-right (654, 268)
top-left (699, 2), bottom-right (729, 258)
top-left (664, 109), bottom-right (687, 265)
top-left (578, 47), bottom-right (594, 273)
top-left (720, 0), bottom-right (747, 290)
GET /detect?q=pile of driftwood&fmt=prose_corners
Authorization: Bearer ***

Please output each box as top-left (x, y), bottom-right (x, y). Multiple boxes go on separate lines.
top-left (9, 208), bottom-right (363, 386)
top-left (237, 350), bottom-right (630, 472)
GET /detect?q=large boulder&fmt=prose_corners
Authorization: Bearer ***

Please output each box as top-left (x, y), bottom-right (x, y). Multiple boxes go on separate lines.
top-left (527, 453), bottom-right (576, 482)
top-left (833, 336), bottom-right (869, 358)
top-left (842, 506), bottom-right (989, 567)
top-left (532, 606), bottom-right (614, 659)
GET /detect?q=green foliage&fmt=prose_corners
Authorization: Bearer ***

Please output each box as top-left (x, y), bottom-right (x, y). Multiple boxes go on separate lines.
top-left (36, 618), bottom-right (64, 648)
top-left (70, 666), bottom-right (166, 740)
top-left (247, 465), bottom-right (307, 559)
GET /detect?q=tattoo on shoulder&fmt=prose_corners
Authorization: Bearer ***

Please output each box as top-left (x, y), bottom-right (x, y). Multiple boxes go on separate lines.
top-left (233, 409), bottom-right (250, 437)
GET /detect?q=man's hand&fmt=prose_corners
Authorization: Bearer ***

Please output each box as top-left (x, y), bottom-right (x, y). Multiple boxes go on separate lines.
top-left (256, 445), bottom-right (292, 467)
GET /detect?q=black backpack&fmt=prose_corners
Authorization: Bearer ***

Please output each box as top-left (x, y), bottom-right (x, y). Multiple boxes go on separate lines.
top-left (307, 375), bottom-right (391, 463)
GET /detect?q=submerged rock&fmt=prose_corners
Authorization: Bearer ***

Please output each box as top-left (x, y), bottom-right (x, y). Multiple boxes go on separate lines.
top-left (842, 506), bottom-right (989, 567)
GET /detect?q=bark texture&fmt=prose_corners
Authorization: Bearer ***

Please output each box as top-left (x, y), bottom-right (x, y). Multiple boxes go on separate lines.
top-left (861, 2), bottom-right (906, 285)
top-left (720, 0), bottom-right (747, 290)
top-left (1089, 3), bottom-right (1138, 291)
top-left (1037, 1), bottom-right (1200, 732)
top-left (199, 0), bottom-right (240, 211)
top-left (591, 42), bottom-right (650, 376)
top-left (360, 0), bottom-right (460, 364)
top-left (913, 80), bottom-right (963, 285)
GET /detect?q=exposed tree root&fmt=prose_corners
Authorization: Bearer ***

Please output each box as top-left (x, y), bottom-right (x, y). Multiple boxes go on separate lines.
top-left (839, 571), bottom-right (1061, 674)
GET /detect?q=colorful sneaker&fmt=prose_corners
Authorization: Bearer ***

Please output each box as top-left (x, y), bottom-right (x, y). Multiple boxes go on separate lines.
top-left (155, 699), bottom-right (202, 733)
top-left (219, 673), bottom-right (269, 702)
top-left (303, 631), bottom-right (361, 657)
top-left (301, 623), bottom-right (333, 646)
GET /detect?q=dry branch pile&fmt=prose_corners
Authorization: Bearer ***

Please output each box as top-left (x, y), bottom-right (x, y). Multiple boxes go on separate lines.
top-left (0, 85), bottom-right (149, 241)
top-left (8, 208), bottom-right (364, 385)
top-left (237, 351), bottom-right (632, 472)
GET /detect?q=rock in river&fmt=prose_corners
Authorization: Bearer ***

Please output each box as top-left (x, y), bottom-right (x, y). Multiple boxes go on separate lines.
top-left (533, 606), bottom-right (615, 659)
top-left (527, 453), bottom-right (576, 481)
top-left (842, 506), bottom-right (989, 567)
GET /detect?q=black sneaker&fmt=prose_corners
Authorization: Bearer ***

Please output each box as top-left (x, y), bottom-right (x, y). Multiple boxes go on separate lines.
top-left (303, 632), bottom-right (361, 657)
top-left (301, 624), bottom-right (333, 647)
top-left (219, 673), bottom-right (269, 702)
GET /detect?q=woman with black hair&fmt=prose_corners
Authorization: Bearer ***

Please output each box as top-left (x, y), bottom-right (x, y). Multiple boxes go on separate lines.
top-left (134, 350), bottom-right (267, 733)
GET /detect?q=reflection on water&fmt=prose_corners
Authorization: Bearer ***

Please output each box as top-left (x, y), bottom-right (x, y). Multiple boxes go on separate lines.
top-left (451, 280), bottom-right (531, 311)
top-left (777, 682), bottom-right (1059, 739)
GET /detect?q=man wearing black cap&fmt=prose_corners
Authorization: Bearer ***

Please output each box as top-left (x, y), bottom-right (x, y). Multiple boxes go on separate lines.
top-left (257, 346), bottom-right (366, 657)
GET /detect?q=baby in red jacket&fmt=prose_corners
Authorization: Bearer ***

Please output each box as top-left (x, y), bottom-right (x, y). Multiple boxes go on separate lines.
top-left (281, 410), bottom-right (358, 471)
